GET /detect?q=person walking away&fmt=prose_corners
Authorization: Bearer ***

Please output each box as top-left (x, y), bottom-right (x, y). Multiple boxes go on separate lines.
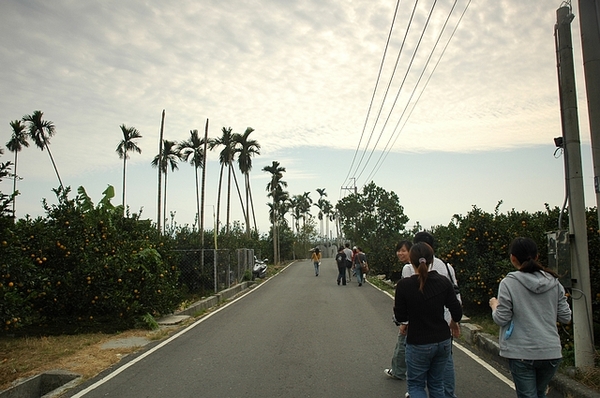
top-left (489, 237), bottom-right (571, 398)
top-left (394, 242), bottom-right (462, 398)
top-left (414, 231), bottom-right (461, 398)
top-left (353, 247), bottom-right (366, 287)
top-left (344, 243), bottom-right (354, 282)
top-left (385, 240), bottom-right (413, 380)
top-left (335, 246), bottom-right (347, 285)
top-left (311, 247), bottom-right (322, 276)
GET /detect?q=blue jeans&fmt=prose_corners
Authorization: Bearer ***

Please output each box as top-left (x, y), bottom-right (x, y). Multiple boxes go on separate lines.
top-left (391, 331), bottom-right (406, 379)
top-left (405, 338), bottom-right (452, 398)
top-left (444, 346), bottom-right (457, 398)
top-left (313, 262), bottom-right (319, 275)
top-left (354, 265), bottom-right (362, 284)
top-left (337, 265), bottom-right (346, 284)
top-left (509, 358), bottom-right (561, 398)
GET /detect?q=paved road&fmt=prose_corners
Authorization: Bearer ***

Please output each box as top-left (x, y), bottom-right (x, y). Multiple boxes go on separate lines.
top-left (66, 258), bottom-right (564, 397)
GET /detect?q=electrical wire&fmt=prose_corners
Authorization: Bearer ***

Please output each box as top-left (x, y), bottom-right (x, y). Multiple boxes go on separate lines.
top-left (355, 0), bottom-right (439, 183)
top-left (343, 0), bottom-right (402, 189)
top-left (356, 0), bottom-right (471, 187)
top-left (348, 0), bottom-right (422, 182)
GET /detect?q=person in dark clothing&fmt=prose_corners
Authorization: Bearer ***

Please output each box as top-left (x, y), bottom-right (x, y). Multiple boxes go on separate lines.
top-left (394, 242), bottom-right (462, 398)
top-left (335, 246), bottom-right (347, 285)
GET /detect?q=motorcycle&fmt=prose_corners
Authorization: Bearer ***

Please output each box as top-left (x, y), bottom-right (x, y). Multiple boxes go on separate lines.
top-left (252, 256), bottom-right (268, 279)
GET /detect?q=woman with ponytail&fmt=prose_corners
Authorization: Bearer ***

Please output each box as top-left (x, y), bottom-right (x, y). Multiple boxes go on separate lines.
top-left (394, 242), bottom-right (462, 398)
top-left (489, 237), bottom-right (571, 398)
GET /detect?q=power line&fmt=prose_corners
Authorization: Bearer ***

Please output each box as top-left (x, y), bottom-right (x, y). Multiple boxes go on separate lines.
top-left (363, 0), bottom-right (471, 184)
top-left (342, 0), bottom-right (401, 189)
top-left (345, 0), bottom-right (472, 191)
top-left (355, 0), bottom-right (440, 183)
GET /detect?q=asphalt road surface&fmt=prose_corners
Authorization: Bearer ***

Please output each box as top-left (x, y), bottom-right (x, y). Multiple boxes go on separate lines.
top-left (66, 258), bottom-right (564, 398)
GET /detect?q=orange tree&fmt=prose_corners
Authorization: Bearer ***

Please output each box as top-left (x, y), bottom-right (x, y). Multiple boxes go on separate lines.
top-left (0, 185), bottom-right (181, 333)
top-left (432, 203), bottom-right (564, 315)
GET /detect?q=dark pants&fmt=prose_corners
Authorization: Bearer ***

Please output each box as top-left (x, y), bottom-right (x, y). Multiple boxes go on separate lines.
top-left (337, 265), bottom-right (347, 285)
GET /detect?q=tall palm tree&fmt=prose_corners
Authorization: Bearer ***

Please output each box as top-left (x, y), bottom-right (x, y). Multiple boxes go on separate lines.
top-left (177, 130), bottom-right (204, 232)
top-left (233, 127), bottom-right (260, 235)
top-left (209, 127), bottom-right (237, 234)
top-left (290, 195), bottom-right (303, 233)
top-left (22, 110), bottom-right (63, 188)
top-left (115, 124), bottom-right (142, 214)
top-left (300, 191), bottom-right (313, 228)
top-left (151, 139), bottom-right (179, 233)
top-left (315, 188), bottom-right (327, 238)
top-left (6, 120), bottom-right (29, 219)
top-left (263, 161), bottom-right (287, 264)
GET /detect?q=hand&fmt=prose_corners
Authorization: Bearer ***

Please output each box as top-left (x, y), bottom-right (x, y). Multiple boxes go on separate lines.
top-left (399, 324), bottom-right (408, 335)
top-left (489, 297), bottom-right (498, 311)
top-left (449, 320), bottom-right (460, 338)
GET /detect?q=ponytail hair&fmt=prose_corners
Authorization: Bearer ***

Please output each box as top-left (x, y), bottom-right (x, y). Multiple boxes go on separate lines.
top-left (409, 242), bottom-right (434, 291)
top-left (509, 237), bottom-right (558, 278)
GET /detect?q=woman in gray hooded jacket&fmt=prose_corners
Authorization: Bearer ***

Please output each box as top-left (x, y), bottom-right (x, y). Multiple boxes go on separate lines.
top-left (489, 237), bottom-right (571, 398)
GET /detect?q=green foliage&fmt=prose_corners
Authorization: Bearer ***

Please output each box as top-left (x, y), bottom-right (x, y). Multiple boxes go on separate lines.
top-left (0, 185), bottom-right (181, 333)
top-left (337, 182), bottom-right (409, 275)
top-left (432, 203), bottom-right (563, 314)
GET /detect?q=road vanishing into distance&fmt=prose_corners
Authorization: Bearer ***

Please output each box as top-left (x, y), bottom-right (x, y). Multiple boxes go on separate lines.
top-left (65, 258), bottom-right (564, 398)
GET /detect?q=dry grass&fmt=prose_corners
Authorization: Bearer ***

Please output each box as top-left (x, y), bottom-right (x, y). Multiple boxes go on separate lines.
top-left (0, 328), bottom-right (172, 392)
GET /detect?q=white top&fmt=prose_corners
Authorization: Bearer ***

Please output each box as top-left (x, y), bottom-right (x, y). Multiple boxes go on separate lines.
top-left (400, 256), bottom-right (461, 324)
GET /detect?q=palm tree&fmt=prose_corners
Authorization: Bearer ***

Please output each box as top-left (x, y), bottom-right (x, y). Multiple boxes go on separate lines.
top-left (209, 127), bottom-right (237, 234)
top-left (151, 139), bottom-right (179, 233)
top-left (233, 127), bottom-right (261, 235)
top-left (300, 191), bottom-right (313, 228)
top-left (6, 120), bottom-right (29, 218)
top-left (315, 188), bottom-right (327, 237)
top-left (177, 130), bottom-right (204, 232)
top-left (115, 124), bottom-right (142, 214)
top-left (22, 110), bottom-right (63, 188)
top-left (263, 161), bottom-right (287, 264)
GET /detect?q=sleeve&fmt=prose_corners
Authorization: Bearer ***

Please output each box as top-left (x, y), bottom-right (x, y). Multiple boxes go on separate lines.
top-left (556, 283), bottom-right (572, 324)
top-left (443, 279), bottom-right (462, 322)
top-left (492, 279), bottom-right (513, 326)
top-left (401, 264), bottom-right (412, 279)
top-left (393, 282), bottom-right (408, 323)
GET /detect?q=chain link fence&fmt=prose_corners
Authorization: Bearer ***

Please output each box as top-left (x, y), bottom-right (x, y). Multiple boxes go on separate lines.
top-left (174, 248), bottom-right (256, 297)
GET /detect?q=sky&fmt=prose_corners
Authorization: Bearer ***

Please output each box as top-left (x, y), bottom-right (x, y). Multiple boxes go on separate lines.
top-left (0, 0), bottom-right (597, 237)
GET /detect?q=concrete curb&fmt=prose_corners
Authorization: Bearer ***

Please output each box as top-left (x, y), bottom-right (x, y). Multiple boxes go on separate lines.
top-left (460, 323), bottom-right (600, 398)
top-left (172, 281), bottom-right (255, 318)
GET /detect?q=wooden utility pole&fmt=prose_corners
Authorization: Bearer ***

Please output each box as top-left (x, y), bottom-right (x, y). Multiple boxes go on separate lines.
top-left (578, 0), bottom-right (600, 231)
top-left (157, 110), bottom-right (165, 233)
top-left (556, 5), bottom-right (595, 368)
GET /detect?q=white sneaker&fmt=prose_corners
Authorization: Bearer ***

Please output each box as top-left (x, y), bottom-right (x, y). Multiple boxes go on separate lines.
top-left (405, 393), bottom-right (410, 398)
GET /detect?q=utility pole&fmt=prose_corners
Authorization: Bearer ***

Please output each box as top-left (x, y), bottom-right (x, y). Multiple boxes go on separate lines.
top-left (157, 110), bottom-right (165, 233)
top-left (341, 177), bottom-right (358, 195)
top-left (578, 0), bottom-right (600, 231)
top-left (556, 5), bottom-right (595, 368)
top-left (200, 118), bottom-right (209, 246)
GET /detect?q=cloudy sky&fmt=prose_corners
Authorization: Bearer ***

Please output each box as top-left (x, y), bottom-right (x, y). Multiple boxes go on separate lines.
top-left (0, 0), bottom-right (596, 236)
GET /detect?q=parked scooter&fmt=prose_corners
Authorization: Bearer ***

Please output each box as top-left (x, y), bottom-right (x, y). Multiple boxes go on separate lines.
top-left (253, 256), bottom-right (268, 279)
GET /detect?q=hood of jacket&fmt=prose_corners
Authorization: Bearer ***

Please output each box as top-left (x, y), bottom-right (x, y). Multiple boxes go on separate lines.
top-left (505, 270), bottom-right (559, 294)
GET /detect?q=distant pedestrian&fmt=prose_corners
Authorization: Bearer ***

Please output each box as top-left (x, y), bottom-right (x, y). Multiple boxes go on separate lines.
top-left (394, 242), bottom-right (462, 398)
top-left (353, 247), bottom-right (367, 287)
top-left (311, 247), bottom-right (321, 276)
top-left (489, 237), bottom-right (571, 398)
top-left (335, 246), bottom-right (347, 285)
top-left (343, 243), bottom-right (354, 282)
top-left (385, 240), bottom-right (413, 380)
